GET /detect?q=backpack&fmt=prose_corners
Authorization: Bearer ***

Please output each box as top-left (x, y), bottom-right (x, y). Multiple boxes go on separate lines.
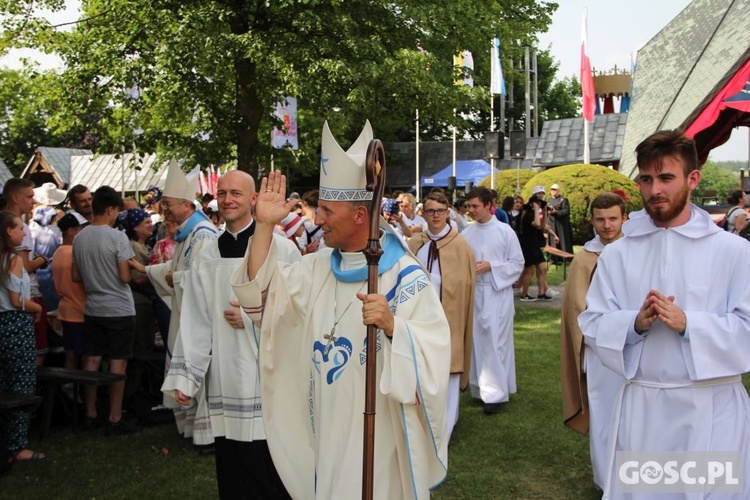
top-left (718, 207), bottom-right (742, 231)
top-left (738, 219), bottom-right (750, 242)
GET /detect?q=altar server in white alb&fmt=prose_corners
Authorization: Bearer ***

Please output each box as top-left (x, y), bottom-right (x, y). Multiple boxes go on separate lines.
top-left (579, 130), bottom-right (750, 499)
top-left (161, 171), bottom-right (299, 498)
top-left (462, 186), bottom-right (524, 414)
top-left (559, 192), bottom-right (627, 490)
top-left (143, 160), bottom-right (218, 443)
top-left (231, 121), bottom-right (450, 499)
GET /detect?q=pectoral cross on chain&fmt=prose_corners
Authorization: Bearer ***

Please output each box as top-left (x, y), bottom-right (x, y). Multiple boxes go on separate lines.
top-left (323, 329), bottom-right (338, 355)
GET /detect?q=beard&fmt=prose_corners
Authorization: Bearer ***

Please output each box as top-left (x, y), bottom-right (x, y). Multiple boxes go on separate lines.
top-left (643, 183), bottom-right (690, 224)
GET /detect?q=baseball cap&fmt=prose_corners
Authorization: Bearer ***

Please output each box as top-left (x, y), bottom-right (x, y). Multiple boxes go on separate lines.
top-left (550, 183), bottom-right (560, 190)
top-left (58, 211), bottom-right (90, 232)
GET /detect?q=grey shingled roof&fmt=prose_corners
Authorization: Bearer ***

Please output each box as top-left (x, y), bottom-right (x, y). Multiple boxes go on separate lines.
top-left (70, 153), bottom-right (172, 193)
top-left (620, 0), bottom-right (750, 177)
top-left (528, 113), bottom-right (627, 167)
top-left (21, 147), bottom-right (93, 185)
top-left (0, 159), bottom-right (13, 184)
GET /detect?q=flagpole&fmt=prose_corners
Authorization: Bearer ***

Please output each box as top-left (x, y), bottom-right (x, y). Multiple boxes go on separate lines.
top-left (584, 121), bottom-right (590, 164)
top-left (415, 108), bottom-right (421, 201)
top-left (490, 96), bottom-right (495, 191)
top-left (452, 108), bottom-right (457, 179)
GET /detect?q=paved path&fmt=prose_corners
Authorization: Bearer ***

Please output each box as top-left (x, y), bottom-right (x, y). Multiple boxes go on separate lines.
top-left (512, 283), bottom-right (565, 309)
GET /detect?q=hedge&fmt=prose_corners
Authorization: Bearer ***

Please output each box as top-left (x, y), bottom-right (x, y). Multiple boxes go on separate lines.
top-left (478, 168), bottom-right (537, 200)
top-left (521, 164), bottom-right (643, 245)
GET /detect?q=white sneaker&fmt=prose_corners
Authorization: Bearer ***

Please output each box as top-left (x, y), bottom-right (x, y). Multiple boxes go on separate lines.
top-left (546, 288), bottom-right (560, 298)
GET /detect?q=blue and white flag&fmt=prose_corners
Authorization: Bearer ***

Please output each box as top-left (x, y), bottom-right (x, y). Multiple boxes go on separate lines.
top-left (490, 38), bottom-right (506, 96)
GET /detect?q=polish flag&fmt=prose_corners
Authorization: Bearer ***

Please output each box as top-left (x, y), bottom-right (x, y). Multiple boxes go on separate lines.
top-left (580, 7), bottom-right (596, 122)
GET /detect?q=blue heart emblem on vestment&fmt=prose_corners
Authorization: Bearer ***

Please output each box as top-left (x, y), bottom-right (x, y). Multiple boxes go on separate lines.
top-left (312, 336), bottom-right (353, 385)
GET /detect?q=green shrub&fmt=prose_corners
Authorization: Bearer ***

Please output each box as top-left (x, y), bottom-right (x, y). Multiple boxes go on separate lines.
top-left (521, 164), bottom-right (643, 245)
top-left (478, 168), bottom-right (536, 200)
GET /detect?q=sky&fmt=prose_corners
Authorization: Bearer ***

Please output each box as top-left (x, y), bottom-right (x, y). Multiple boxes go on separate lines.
top-left (2, 0), bottom-right (748, 162)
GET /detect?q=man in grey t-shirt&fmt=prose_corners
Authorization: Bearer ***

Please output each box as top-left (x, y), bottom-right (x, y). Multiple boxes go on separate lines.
top-left (72, 186), bottom-right (139, 436)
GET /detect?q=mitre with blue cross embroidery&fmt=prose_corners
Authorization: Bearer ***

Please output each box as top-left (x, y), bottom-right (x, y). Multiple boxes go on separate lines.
top-left (319, 120), bottom-right (373, 201)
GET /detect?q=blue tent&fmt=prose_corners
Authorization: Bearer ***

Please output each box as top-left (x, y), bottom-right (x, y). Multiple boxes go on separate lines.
top-left (420, 159), bottom-right (498, 188)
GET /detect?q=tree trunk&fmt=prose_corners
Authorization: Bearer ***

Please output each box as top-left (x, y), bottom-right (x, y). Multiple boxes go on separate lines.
top-left (235, 56), bottom-right (264, 175)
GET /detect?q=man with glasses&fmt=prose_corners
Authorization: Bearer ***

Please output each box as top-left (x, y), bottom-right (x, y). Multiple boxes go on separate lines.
top-left (462, 186), bottom-right (524, 414)
top-left (139, 161), bottom-right (218, 445)
top-left (408, 191), bottom-right (475, 442)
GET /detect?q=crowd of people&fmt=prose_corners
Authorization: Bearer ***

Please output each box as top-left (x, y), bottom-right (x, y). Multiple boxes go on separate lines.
top-left (3, 126), bottom-right (750, 499)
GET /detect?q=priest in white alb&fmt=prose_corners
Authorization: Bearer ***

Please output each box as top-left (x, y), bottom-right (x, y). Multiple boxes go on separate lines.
top-left (161, 171), bottom-right (300, 498)
top-left (230, 121), bottom-right (450, 499)
top-left (462, 186), bottom-right (524, 414)
top-left (579, 130), bottom-right (750, 499)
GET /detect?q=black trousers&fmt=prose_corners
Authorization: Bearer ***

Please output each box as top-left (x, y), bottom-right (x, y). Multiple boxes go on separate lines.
top-left (215, 437), bottom-right (291, 500)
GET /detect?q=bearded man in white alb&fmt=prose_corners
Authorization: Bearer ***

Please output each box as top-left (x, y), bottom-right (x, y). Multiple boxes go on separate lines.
top-left (579, 130), bottom-right (750, 499)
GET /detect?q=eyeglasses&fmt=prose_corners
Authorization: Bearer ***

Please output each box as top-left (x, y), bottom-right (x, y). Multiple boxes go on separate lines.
top-left (424, 208), bottom-right (448, 216)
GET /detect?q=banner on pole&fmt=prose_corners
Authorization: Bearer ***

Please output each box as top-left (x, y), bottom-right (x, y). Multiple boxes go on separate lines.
top-left (454, 50), bottom-right (474, 87)
top-left (272, 97), bottom-right (299, 150)
top-left (491, 38), bottom-right (506, 96)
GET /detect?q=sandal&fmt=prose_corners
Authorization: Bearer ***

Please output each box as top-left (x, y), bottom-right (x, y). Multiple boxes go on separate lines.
top-left (13, 449), bottom-right (45, 461)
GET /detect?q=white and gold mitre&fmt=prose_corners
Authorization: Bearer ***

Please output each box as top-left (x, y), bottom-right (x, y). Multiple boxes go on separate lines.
top-left (319, 120), bottom-right (373, 201)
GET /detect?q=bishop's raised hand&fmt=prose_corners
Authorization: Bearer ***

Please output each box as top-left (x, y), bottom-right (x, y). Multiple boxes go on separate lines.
top-left (255, 170), bottom-right (289, 225)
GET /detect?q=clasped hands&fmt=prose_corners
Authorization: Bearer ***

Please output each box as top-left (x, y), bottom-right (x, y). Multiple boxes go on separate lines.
top-left (634, 289), bottom-right (686, 335)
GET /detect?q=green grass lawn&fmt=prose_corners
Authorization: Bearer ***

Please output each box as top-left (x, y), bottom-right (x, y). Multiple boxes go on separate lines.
top-left (5, 304), bottom-right (603, 499)
top-left (433, 307), bottom-right (599, 500)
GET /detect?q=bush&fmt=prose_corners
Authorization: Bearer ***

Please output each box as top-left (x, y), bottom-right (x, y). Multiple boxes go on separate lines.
top-left (478, 168), bottom-right (537, 200)
top-left (521, 164), bottom-right (643, 245)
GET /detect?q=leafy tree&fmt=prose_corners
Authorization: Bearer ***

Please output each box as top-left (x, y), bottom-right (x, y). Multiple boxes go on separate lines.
top-left (2, 0), bottom-right (559, 178)
top-left (0, 68), bottom-right (56, 172)
top-left (692, 160), bottom-right (739, 205)
top-left (500, 48), bottom-right (580, 136)
top-left (714, 160), bottom-right (750, 172)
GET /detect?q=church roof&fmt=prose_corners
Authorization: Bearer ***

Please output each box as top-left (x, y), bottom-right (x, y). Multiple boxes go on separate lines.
top-left (21, 147), bottom-right (94, 186)
top-left (620, 0), bottom-right (750, 177)
top-left (70, 153), bottom-right (172, 193)
top-left (527, 113), bottom-right (627, 168)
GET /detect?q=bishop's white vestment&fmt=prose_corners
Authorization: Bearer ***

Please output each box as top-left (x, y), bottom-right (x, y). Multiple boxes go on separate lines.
top-left (231, 231), bottom-right (450, 500)
top-left (162, 232), bottom-right (300, 441)
top-left (462, 218), bottom-right (524, 404)
top-left (579, 206), bottom-right (750, 499)
top-left (146, 211), bottom-right (218, 443)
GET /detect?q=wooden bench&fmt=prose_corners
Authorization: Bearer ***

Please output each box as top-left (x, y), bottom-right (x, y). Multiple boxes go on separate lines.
top-left (543, 245), bottom-right (575, 280)
top-left (36, 366), bottom-right (126, 439)
top-left (0, 393), bottom-right (42, 412)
